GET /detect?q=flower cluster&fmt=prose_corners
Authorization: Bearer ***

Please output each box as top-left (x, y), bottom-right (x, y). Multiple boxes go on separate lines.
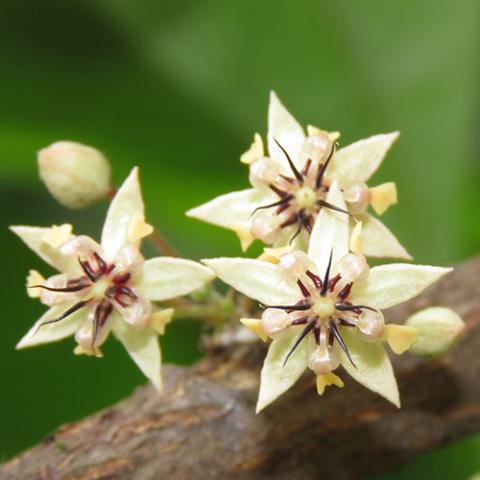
top-left (11, 93), bottom-right (464, 411)
top-left (199, 93), bottom-right (463, 411)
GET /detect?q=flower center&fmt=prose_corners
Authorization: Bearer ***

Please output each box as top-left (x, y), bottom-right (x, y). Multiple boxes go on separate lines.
top-left (312, 296), bottom-right (336, 319)
top-left (90, 277), bottom-right (111, 299)
top-left (295, 186), bottom-right (317, 209)
top-left (249, 139), bottom-right (351, 244)
top-left (33, 249), bottom-right (141, 354)
top-left (265, 252), bottom-right (379, 371)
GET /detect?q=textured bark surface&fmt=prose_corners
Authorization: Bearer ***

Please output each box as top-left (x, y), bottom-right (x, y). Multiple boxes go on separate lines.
top-left (2, 257), bottom-right (480, 480)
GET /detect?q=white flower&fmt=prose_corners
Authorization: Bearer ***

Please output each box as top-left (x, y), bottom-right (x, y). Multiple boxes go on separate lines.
top-left (188, 92), bottom-right (410, 259)
top-left (203, 184), bottom-right (455, 411)
top-left (11, 167), bottom-right (215, 390)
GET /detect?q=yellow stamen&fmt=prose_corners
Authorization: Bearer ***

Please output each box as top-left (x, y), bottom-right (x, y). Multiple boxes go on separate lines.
top-left (258, 246), bottom-right (292, 264)
top-left (74, 345), bottom-right (103, 358)
top-left (150, 308), bottom-right (174, 335)
top-left (240, 318), bottom-right (268, 342)
top-left (385, 324), bottom-right (418, 354)
top-left (306, 125), bottom-right (341, 142)
top-left (370, 182), bottom-right (397, 216)
top-left (240, 133), bottom-right (264, 165)
top-left (316, 372), bottom-right (344, 395)
top-left (128, 213), bottom-right (154, 243)
top-left (349, 221), bottom-right (363, 254)
top-left (232, 225), bottom-right (255, 252)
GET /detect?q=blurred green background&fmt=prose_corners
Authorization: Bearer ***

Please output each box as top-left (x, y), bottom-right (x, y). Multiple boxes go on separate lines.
top-left (0, 0), bottom-right (479, 478)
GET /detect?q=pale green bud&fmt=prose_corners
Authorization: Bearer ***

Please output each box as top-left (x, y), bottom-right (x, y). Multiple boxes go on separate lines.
top-left (405, 307), bottom-right (464, 357)
top-left (38, 141), bottom-right (112, 209)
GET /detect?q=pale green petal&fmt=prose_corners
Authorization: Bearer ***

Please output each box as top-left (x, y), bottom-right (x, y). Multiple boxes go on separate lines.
top-left (308, 181), bottom-right (349, 275)
top-left (16, 303), bottom-right (85, 349)
top-left (256, 334), bottom-right (308, 413)
top-left (329, 132), bottom-right (399, 187)
top-left (267, 91), bottom-right (306, 171)
top-left (113, 317), bottom-right (162, 390)
top-left (10, 225), bottom-right (75, 272)
top-left (101, 167), bottom-right (144, 259)
top-left (352, 264), bottom-right (452, 310)
top-left (187, 188), bottom-right (270, 250)
top-left (358, 213), bottom-right (412, 260)
top-left (137, 257), bottom-right (215, 301)
top-left (337, 327), bottom-right (400, 407)
top-left (202, 257), bottom-right (299, 305)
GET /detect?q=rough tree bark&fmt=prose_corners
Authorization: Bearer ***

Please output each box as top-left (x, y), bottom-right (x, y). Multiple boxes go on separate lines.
top-left (2, 257), bottom-right (480, 480)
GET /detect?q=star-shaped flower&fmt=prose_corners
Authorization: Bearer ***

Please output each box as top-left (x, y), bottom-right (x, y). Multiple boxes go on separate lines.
top-left (11, 168), bottom-right (215, 390)
top-left (188, 92), bottom-right (410, 259)
top-left (203, 184), bottom-right (455, 411)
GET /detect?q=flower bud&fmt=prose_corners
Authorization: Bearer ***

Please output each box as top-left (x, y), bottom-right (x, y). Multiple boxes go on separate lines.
top-left (405, 307), bottom-right (464, 357)
top-left (38, 141), bottom-right (112, 209)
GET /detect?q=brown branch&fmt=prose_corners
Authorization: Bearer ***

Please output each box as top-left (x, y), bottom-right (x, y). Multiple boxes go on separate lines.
top-left (2, 257), bottom-right (480, 480)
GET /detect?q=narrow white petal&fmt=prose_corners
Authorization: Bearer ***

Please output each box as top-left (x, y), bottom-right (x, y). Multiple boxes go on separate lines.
top-left (359, 214), bottom-right (412, 260)
top-left (113, 317), bottom-right (162, 390)
top-left (337, 328), bottom-right (400, 407)
top-left (101, 167), bottom-right (144, 259)
top-left (352, 264), bottom-right (452, 310)
top-left (267, 91), bottom-right (306, 171)
top-left (256, 334), bottom-right (308, 413)
top-left (187, 189), bottom-right (271, 250)
top-left (203, 258), bottom-right (299, 306)
top-left (137, 257), bottom-right (215, 301)
top-left (330, 132), bottom-right (399, 187)
top-left (308, 181), bottom-right (349, 275)
top-left (16, 303), bottom-right (85, 349)
top-left (10, 225), bottom-right (74, 272)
